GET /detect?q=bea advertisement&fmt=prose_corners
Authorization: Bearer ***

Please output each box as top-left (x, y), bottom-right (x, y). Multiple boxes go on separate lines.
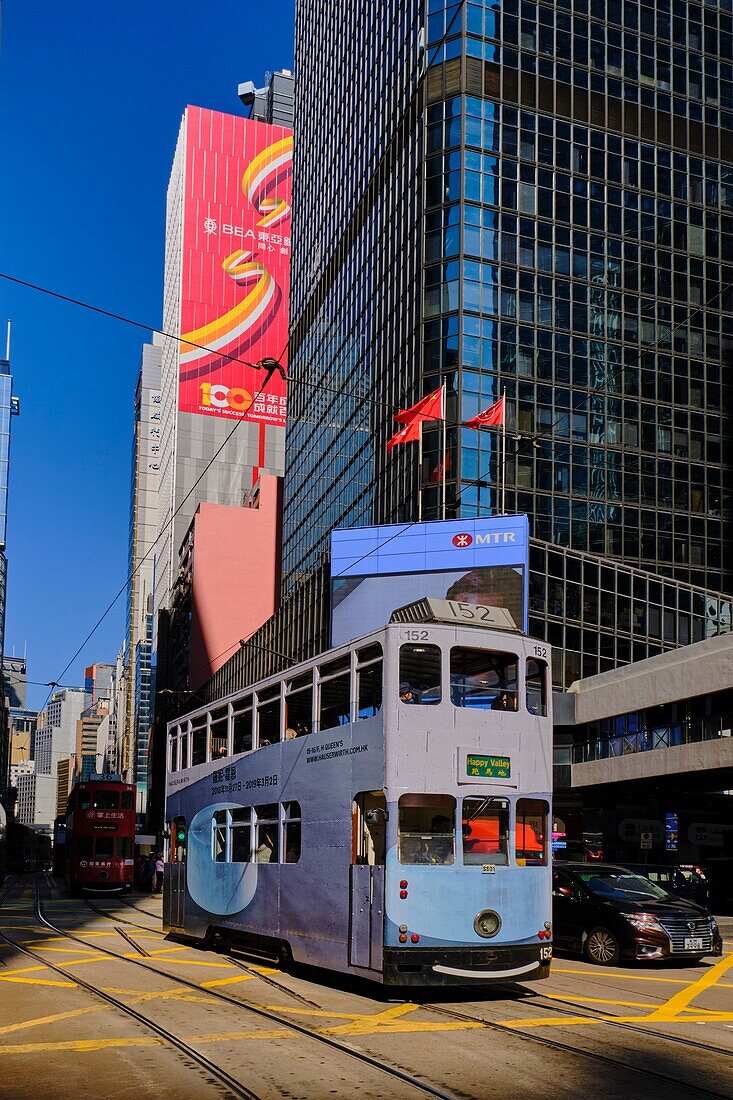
top-left (178, 106), bottom-right (292, 426)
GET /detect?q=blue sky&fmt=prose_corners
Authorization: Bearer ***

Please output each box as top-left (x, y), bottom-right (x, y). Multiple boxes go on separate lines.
top-left (0, 1), bottom-right (294, 708)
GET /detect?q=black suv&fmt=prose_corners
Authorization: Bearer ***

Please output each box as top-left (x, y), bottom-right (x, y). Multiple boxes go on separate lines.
top-left (552, 863), bottom-right (722, 966)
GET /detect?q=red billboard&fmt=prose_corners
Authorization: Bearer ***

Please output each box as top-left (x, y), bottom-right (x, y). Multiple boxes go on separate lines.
top-left (178, 106), bottom-right (291, 426)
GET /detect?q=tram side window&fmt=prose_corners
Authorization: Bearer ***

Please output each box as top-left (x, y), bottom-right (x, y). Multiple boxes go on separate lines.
top-left (353, 792), bottom-right (387, 866)
top-left (93, 791), bottom-right (119, 809)
top-left (462, 797), bottom-right (510, 865)
top-left (230, 808), bottom-right (251, 863)
top-left (283, 802), bottom-right (301, 863)
top-left (78, 789), bottom-right (90, 810)
top-left (192, 718), bottom-right (207, 766)
top-left (76, 836), bottom-right (93, 858)
top-left (398, 795), bottom-right (455, 865)
top-left (212, 809), bottom-right (228, 862)
top-left (121, 790), bottom-right (134, 811)
top-left (257, 688), bottom-right (281, 746)
top-left (516, 799), bottom-right (549, 866)
top-left (232, 702), bottom-right (253, 755)
top-left (357, 643), bottom-right (383, 719)
top-left (255, 804), bottom-right (279, 863)
top-left (399, 645), bottom-right (442, 706)
top-left (209, 707), bottom-right (229, 759)
top-left (450, 648), bottom-right (518, 710)
top-left (319, 656), bottom-right (352, 731)
top-left (285, 672), bottom-right (313, 738)
top-left (526, 659), bottom-right (548, 716)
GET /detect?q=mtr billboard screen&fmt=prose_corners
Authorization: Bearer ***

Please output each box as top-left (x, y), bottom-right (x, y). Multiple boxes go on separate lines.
top-left (178, 106), bottom-right (292, 426)
top-left (330, 516), bottom-right (529, 646)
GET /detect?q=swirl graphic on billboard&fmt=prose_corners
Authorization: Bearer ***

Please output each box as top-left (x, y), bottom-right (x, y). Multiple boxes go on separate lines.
top-left (177, 108), bottom-right (291, 426)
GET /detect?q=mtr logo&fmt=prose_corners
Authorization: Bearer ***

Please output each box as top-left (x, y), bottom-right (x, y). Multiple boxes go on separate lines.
top-left (452, 531), bottom-right (517, 548)
top-left (200, 382), bottom-right (253, 412)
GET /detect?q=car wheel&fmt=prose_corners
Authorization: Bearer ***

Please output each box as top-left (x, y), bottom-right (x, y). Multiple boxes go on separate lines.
top-left (584, 926), bottom-right (620, 966)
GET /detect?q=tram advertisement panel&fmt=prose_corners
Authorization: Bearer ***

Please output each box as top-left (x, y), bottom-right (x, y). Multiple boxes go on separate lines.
top-left (178, 106), bottom-right (292, 426)
top-left (330, 516), bottom-right (529, 645)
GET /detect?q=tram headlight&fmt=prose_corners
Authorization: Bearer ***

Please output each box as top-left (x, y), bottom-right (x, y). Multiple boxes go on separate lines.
top-left (474, 909), bottom-right (502, 938)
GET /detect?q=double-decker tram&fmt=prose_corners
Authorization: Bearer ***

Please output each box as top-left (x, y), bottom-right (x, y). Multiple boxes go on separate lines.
top-left (164, 599), bottom-right (553, 986)
top-left (65, 779), bottom-right (136, 894)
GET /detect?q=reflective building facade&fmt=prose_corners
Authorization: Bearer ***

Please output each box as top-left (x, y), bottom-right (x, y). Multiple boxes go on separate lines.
top-left (204, 0), bottom-right (733, 701)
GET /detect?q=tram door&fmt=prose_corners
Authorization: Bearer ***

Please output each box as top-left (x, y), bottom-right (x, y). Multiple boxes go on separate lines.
top-left (166, 816), bottom-right (187, 930)
top-left (350, 793), bottom-right (386, 970)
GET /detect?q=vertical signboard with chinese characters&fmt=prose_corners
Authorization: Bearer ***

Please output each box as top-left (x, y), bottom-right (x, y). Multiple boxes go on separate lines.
top-left (178, 106), bottom-right (291, 427)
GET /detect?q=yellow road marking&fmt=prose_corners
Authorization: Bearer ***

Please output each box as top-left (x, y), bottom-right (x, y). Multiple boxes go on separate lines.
top-left (200, 975), bottom-right (256, 988)
top-left (542, 994), bottom-right (660, 1010)
top-left (646, 950), bottom-right (733, 1021)
top-left (551, 967), bottom-right (733, 989)
top-left (0, 1006), bottom-right (102, 1035)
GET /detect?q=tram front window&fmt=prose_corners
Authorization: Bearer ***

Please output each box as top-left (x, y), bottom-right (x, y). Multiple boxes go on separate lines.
top-left (398, 645), bottom-right (442, 706)
top-left (93, 791), bottom-right (119, 810)
top-left (516, 798), bottom-right (549, 865)
top-left (450, 648), bottom-right (518, 710)
top-left (462, 797), bottom-right (510, 865)
top-left (398, 795), bottom-right (455, 865)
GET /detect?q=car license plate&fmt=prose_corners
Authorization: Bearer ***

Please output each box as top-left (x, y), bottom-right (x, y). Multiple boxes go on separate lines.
top-left (684, 937), bottom-right (703, 951)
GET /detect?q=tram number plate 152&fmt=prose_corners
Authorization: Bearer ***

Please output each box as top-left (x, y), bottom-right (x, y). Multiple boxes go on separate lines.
top-left (684, 937), bottom-right (704, 951)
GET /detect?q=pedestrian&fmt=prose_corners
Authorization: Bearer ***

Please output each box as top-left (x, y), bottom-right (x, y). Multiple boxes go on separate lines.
top-left (141, 854), bottom-right (155, 893)
top-left (154, 853), bottom-right (165, 893)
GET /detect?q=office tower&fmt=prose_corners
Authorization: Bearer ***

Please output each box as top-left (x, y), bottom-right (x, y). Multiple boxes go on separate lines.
top-left (0, 337), bottom-right (20, 805)
top-left (204, 0), bottom-right (732, 702)
top-left (123, 340), bottom-right (162, 802)
top-left (75, 698), bottom-right (111, 781)
top-left (34, 687), bottom-right (88, 777)
top-left (239, 68), bottom-right (295, 127)
top-left (153, 103), bottom-right (292, 623)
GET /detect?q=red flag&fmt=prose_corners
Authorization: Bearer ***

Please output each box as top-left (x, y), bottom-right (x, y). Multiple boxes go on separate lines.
top-left (464, 395), bottom-right (505, 430)
top-left (395, 386), bottom-right (445, 424)
top-left (386, 418), bottom-right (422, 452)
top-left (429, 450), bottom-right (452, 482)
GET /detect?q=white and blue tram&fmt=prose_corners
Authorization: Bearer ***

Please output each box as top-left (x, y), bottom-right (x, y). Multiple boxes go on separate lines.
top-left (164, 599), bottom-right (553, 986)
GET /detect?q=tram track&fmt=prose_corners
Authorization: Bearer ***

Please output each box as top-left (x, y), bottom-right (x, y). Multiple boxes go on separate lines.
top-left (416, 1000), bottom-right (732, 1099)
top-left (27, 884), bottom-right (458, 1100)
top-left (0, 882), bottom-right (262, 1100)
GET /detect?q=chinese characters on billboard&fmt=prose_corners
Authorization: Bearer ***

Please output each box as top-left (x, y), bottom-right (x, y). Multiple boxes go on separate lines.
top-left (178, 106), bottom-right (292, 427)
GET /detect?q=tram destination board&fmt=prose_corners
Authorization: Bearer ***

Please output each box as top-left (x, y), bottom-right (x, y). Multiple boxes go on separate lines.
top-left (466, 753), bottom-right (511, 779)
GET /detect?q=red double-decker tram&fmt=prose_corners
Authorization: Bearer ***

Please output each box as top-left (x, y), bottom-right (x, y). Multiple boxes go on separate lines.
top-left (65, 779), bottom-right (136, 894)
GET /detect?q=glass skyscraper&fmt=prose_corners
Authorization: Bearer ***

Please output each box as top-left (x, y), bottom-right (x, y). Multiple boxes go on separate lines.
top-left (204, 0), bottom-right (733, 701)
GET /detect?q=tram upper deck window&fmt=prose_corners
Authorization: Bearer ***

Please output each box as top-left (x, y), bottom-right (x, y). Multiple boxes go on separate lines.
top-left (232, 699), bottom-right (253, 754)
top-left (192, 716), bottom-right (207, 766)
top-left (209, 707), bottom-right (228, 759)
top-left (319, 655), bottom-right (351, 731)
top-left (462, 797), bottom-right (510, 865)
top-left (516, 798), bottom-right (549, 865)
top-left (257, 687), bottom-right (281, 746)
top-left (450, 648), bottom-right (518, 710)
top-left (93, 790), bottom-right (119, 809)
top-left (78, 789), bottom-right (90, 810)
top-left (121, 790), bottom-right (134, 811)
top-left (398, 795), bottom-right (455, 864)
top-left (526, 659), bottom-right (548, 716)
top-left (399, 645), bottom-right (442, 706)
top-left (357, 643), bottom-right (383, 719)
top-left (285, 671), bottom-right (313, 738)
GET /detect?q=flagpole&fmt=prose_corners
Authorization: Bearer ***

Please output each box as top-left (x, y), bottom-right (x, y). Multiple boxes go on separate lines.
top-left (441, 382), bottom-right (447, 520)
top-left (418, 419), bottom-right (423, 522)
top-left (500, 387), bottom-right (506, 515)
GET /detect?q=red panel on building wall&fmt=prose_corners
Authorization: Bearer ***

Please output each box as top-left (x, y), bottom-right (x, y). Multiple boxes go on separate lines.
top-left (178, 106), bottom-right (291, 427)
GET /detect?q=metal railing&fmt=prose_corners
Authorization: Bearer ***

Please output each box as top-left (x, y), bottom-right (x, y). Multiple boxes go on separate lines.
top-left (574, 716), bottom-right (732, 763)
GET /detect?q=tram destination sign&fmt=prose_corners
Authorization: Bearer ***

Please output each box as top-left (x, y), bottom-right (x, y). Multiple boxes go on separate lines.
top-left (466, 753), bottom-right (511, 779)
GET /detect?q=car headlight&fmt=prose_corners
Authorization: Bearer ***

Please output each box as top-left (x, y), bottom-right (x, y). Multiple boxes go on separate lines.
top-left (623, 913), bottom-right (664, 933)
top-left (709, 917), bottom-right (719, 933)
top-left (474, 910), bottom-right (502, 938)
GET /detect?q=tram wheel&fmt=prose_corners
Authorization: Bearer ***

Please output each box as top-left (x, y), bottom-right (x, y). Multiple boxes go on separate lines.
top-left (278, 940), bottom-right (292, 968)
top-left (584, 926), bottom-right (620, 966)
